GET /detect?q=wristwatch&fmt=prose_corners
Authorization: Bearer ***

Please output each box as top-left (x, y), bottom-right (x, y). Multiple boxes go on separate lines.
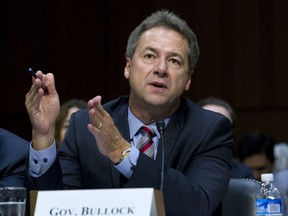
top-left (114, 147), bottom-right (131, 165)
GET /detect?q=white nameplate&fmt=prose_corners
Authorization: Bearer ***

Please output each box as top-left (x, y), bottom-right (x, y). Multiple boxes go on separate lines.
top-left (31, 188), bottom-right (165, 216)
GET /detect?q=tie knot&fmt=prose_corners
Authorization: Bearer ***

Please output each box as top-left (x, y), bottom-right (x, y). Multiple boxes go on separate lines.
top-left (139, 126), bottom-right (155, 138)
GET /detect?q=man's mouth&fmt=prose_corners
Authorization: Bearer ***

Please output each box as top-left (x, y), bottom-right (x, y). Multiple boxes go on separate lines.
top-left (150, 81), bottom-right (167, 89)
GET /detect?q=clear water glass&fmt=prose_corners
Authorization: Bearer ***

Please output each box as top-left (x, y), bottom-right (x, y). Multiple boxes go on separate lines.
top-left (0, 187), bottom-right (26, 216)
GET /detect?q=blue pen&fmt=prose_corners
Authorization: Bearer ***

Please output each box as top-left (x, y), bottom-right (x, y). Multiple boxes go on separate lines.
top-left (28, 67), bottom-right (36, 78)
top-left (27, 67), bottom-right (48, 92)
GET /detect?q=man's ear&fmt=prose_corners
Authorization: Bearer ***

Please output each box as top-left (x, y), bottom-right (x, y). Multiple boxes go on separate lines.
top-left (185, 74), bottom-right (192, 91)
top-left (124, 58), bottom-right (131, 79)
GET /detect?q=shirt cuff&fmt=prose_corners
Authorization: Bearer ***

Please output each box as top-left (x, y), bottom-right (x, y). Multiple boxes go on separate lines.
top-left (115, 146), bottom-right (139, 178)
top-left (29, 141), bottom-right (57, 177)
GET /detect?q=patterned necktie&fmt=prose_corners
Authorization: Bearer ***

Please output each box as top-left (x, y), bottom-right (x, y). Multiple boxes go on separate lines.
top-left (137, 126), bottom-right (155, 158)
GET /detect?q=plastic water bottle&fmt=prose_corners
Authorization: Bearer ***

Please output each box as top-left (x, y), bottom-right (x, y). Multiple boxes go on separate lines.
top-left (256, 173), bottom-right (283, 216)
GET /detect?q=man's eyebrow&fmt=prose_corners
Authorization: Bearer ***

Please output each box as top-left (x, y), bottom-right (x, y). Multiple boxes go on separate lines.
top-left (143, 46), bottom-right (157, 53)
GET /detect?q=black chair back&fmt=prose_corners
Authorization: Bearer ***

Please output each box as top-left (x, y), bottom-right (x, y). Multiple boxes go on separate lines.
top-left (222, 178), bottom-right (261, 216)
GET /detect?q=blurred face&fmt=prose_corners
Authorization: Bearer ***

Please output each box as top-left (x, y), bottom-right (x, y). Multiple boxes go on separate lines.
top-left (202, 104), bottom-right (233, 123)
top-left (124, 26), bottom-right (191, 116)
top-left (60, 107), bottom-right (80, 143)
top-left (243, 154), bottom-right (274, 181)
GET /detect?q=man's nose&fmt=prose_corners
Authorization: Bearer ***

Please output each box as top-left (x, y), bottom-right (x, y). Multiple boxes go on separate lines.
top-left (154, 59), bottom-right (168, 76)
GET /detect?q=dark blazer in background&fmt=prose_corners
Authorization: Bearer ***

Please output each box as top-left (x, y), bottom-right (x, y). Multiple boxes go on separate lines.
top-left (0, 128), bottom-right (29, 187)
top-left (26, 96), bottom-right (233, 216)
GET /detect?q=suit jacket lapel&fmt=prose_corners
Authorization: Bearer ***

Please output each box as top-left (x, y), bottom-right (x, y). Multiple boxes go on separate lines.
top-left (156, 99), bottom-right (186, 163)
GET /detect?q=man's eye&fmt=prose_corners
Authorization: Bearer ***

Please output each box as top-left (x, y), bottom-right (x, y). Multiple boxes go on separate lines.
top-left (170, 58), bottom-right (181, 66)
top-left (144, 54), bottom-right (155, 59)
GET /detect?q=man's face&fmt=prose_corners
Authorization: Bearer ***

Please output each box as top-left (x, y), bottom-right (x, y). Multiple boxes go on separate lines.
top-left (243, 154), bottom-right (274, 181)
top-left (124, 26), bottom-right (191, 111)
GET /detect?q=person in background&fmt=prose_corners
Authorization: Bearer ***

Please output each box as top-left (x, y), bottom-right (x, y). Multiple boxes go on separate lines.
top-left (274, 142), bottom-right (288, 173)
top-left (0, 128), bottom-right (29, 187)
top-left (55, 98), bottom-right (87, 149)
top-left (197, 97), bottom-right (236, 130)
top-left (25, 10), bottom-right (233, 215)
top-left (197, 97), bottom-right (254, 179)
top-left (237, 131), bottom-right (275, 181)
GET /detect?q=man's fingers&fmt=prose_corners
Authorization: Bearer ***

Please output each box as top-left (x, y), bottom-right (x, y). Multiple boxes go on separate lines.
top-left (87, 124), bottom-right (98, 135)
top-left (95, 103), bottom-right (106, 116)
top-left (88, 107), bottom-right (102, 128)
top-left (92, 96), bottom-right (106, 116)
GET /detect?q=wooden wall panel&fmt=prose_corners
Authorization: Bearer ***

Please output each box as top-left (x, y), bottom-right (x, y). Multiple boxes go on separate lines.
top-left (233, 0), bottom-right (261, 107)
top-left (273, 0), bottom-right (288, 106)
top-left (1, 0), bottom-right (288, 143)
top-left (185, 0), bottom-right (222, 99)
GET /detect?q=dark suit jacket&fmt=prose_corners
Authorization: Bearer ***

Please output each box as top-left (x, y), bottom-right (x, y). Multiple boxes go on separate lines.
top-left (0, 128), bottom-right (29, 187)
top-left (27, 96), bottom-right (233, 216)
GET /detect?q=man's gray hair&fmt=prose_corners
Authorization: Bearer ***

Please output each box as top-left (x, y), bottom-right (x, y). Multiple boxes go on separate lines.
top-left (125, 10), bottom-right (200, 73)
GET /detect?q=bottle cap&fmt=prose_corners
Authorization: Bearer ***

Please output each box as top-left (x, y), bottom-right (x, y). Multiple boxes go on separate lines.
top-left (261, 173), bottom-right (274, 181)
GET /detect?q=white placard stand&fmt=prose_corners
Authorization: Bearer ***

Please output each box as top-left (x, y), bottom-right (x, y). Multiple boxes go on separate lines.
top-left (30, 188), bottom-right (165, 216)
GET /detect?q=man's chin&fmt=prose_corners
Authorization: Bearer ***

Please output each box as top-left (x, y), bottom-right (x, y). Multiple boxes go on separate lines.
top-left (144, 97), bottom-right (167, 106)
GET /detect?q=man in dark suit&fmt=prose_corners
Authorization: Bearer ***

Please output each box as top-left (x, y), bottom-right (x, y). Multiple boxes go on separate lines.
top-left (0, 128), bottom-right (29, 187)
top-left (25, 10), bottom-right (233, 215)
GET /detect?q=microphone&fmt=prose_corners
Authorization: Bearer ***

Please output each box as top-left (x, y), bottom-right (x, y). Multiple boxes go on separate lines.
top-left (156, 121), bottom-right (165, 135)
top-left (156, 120), bottom-right (165, 191)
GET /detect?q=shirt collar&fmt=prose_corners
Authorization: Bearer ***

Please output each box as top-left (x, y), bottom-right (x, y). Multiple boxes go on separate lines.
top-left (127, 107), bottom-right (170, 140)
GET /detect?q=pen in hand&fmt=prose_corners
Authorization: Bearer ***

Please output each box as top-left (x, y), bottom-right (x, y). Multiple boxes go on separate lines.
top-left (28, 67), bottom-right (37, 78)
top-left (28, 67), bottom-right (48, 93)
